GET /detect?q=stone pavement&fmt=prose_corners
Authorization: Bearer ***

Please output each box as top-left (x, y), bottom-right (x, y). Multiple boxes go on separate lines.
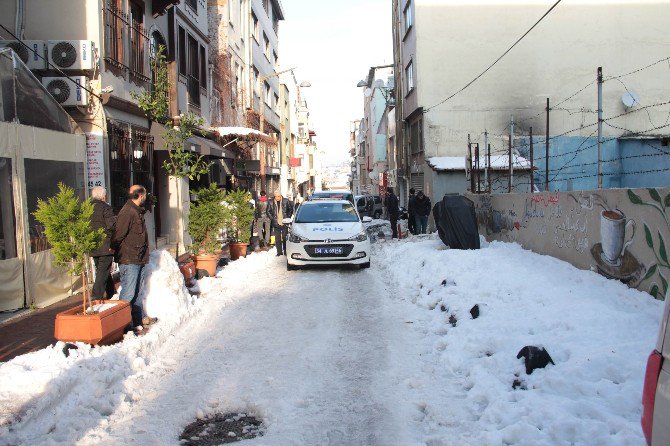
top-left (0, 294), bottom-right (83, 362)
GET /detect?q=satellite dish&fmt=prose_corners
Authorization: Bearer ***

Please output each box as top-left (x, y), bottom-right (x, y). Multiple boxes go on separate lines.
top-left (364, 88), bottom-right (372, 98)
top-left (622, 91), bottom-right (640, 108)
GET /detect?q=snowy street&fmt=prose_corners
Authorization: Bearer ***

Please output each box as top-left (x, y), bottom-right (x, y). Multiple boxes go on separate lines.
top-left (0, 236), bottom-right (664, 445)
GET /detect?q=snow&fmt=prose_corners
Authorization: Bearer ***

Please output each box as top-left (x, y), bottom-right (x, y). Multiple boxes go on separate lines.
top-left (428, 154), bottom-right (531, 171)
top-left (0, 239), bottom-right (662, 445)
top-left (211, 126), bottom-right (269, 138)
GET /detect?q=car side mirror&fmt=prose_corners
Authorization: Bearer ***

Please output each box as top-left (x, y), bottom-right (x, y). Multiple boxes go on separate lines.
top-left (362, 216), bottom-right (373, 223)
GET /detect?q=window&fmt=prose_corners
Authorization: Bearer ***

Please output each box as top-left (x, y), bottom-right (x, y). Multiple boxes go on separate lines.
top-left (185, 0), bottom-right (197, 12)
top-left (104, 0), bottom-right (126, 67)
top-left (273, 16), bottom-right (279, 35)
top-left (264, 81), bottom-right (271, 105)
top-left (404, 1), bottom-right (413, 34)
top-left (252, 13), bottom-right (259, 41)
top-left (274, 93), bottom-right (279, 111)
top-left (188, 34), bottom-right (200, 106)
top-left (405, 60), bottom-right (414, 94)
top-left (199, 44), bottom-right (207, 89)
top-left (409, 117), bottom-right (423, 155)
top-left (232, 61), bottom-right (239, 105)
top-left (0, 158), bottom-right (17, 260)
top-left (263, 33), bottom-right (270, 61)
top-left (253, 66), bottom-right (259, 95)
top-left (273, 50), bottom-right (278, 68)
top-left (178, 26), bottom-right (187, 75)
top-left (129, 0), bottom-right (148, 80)
top-left (263, 0), bottom-right (269, 14)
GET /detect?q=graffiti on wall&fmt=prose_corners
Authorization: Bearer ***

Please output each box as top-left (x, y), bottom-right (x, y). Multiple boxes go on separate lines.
top-left (629, 189), bottom-right (670, 300)
top-left (471, 188), bottom-right (670, 301)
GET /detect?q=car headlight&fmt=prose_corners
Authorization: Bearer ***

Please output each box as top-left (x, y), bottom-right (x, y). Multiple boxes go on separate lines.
top-left (348, 230), bottom-right (368, 242)
top-left (289, 232), bottom-right (309, 243)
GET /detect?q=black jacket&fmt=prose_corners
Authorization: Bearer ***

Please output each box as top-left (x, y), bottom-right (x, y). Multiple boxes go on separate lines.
top-left (407, 194), bottom-right (417, 215)
top-left (112, 200), bottom-right (149, 265)
top-left (415, 196), bottom-right (432, 217)
top-left (90, 199), bottom-right (116, 257)
top-left (268, 198), bottom-right (294, 227)
top-left (385, 193), bottom-right (399, 217)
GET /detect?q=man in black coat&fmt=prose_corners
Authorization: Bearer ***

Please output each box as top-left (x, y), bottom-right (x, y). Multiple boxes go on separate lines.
top-left (89, 186), bottom-right (116, 300)
top-left (407, 188), bottom-right (417, 235)
top-left (268, 190), bottom-right (294, 256)
top-left (385, 187), bottom-right (399, 239)
top-left (415, 190), bottom-right (432, 234)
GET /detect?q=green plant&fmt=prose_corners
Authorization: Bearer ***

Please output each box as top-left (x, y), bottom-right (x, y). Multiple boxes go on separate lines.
top-left (33, 183), bottom-right (104, 314)
top-left (188, 185), bottom-right (228, 255)
top-left (223, 189), bottom-right (255, 244)
top-left (629, 188), bottom-right (670, 300)
top-left (133, 44), bottom-right (211, 259)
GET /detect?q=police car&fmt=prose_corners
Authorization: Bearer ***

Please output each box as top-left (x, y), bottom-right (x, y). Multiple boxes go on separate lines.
top-left (286, 199), bottom-right (372, 270)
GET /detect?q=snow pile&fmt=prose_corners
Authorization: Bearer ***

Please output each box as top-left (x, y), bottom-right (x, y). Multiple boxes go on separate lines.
top-left (374, 237), bottom-right (663, 445)
top-left (140, 250), bottom-right (195, 323)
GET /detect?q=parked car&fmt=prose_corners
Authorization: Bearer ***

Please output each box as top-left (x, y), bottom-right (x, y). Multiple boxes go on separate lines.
top-left (309, 190), bottom-right (355, 204)
top-left (642, 295), bottom-right (670, 445)
top-left (372, 195), bottom-right (383, 219)
top-left (355, 195), bottom-right (376, 218)
top-left (286, 199), bottom-right (372, 270)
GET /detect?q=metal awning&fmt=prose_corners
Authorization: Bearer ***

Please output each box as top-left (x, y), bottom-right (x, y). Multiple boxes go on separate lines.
top-left (212, 127), bottom-right (270, 138)
top-left (185, 135), bottom-right (238, 158)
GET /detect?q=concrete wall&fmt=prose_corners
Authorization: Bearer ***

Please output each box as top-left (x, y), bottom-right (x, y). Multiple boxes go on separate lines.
top-left (412, 0), bottom-right (670, 158)
top-left (468, 187), bottom-right (670, 299)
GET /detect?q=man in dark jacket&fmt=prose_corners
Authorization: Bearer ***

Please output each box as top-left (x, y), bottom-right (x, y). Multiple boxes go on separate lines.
top-left (112, 185), bottom-right (153, 328)
top-left (268, 189), bottom-right (294, 256)
top-left (385, 187), bottom-right (399, 239)
top-left (407, 188), bottom-right (417, 235)
top-left (415, 190), bottom-right (432, 234)
top-left (90, 186), bottom-right (116, 300)
top-left (254, 190), bottom-right (271, 250)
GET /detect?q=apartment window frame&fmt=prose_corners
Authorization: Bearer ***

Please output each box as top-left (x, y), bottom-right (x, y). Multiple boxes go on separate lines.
top-left (263, 0), bottom-right (270, 14)
top-left (178, 26), bottom-right (187, 76)
top-left (199, 44), bottom-right (207, 92)
top-left (403, 1), bottom-right (413, 37)
top-left (263, 33), bottom-right (271, 62)
top-left (185, 0), bottom-right (197, 13)
top-left (273, 50), bottom-right (278, 68)
top-left (252, 12), bottom-right (259, 42)
top-left (264, 81), bottom-right (271, 106)
top-left (405, 60), bottom-right (414, 96)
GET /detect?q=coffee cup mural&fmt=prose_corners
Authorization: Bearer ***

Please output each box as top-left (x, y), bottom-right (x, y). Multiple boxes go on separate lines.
top-left (600, 209), bottom-right (636, 266)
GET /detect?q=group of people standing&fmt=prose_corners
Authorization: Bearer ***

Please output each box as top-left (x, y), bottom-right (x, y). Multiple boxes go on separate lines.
top-left (253, 189), bottom-right (297, 256)
top-left (384, 187), bottom-right (432, 238)
top-left (89, 185), bottom-right (155, 331)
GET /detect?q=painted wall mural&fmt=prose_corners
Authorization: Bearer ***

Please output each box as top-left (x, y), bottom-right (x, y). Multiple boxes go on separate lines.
top-left (469, 188), bottom-right (670, 300)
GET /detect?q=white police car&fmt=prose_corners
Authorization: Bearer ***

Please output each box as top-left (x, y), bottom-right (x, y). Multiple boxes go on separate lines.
top-left (286, 199), bottom-right (372, 270)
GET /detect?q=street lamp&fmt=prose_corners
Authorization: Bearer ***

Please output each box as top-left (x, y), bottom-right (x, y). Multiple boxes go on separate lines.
top-left (259, 67), bottom-right (310, 191)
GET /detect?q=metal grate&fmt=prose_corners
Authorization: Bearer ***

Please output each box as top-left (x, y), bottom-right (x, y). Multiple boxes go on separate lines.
top-left (129, 19), bottom-right (149, 81)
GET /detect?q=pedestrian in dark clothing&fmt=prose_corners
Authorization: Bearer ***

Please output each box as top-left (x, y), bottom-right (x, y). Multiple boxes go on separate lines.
top-left (112, 185), bottom-right (154, 329)
top-left (254, 190), bottom-right (271, 250)
top-left (414, 191), bottom-right (431, 234)
top-left (385, 187), bottom-right (399, 239)
top-left (90, 186), bottom-right (116, 300)
top-left (269, 189), bottom-right (294, 256)
top-left (407, 188), bottom-right (417, 235)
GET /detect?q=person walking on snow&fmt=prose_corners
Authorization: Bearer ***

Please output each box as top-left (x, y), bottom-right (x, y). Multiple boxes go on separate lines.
top-left (269, 189), bottom-right (294, 256)
top-left (407, 188), bottom-right (417, 235)
top-left (414, 190), bottom-right (432, 234)
top-left (89, 186), bottom-right (116, 300)
top-left (385, 187), bottom-right (399, 239)
top-left (254, 190), bottom-right (271, 250)
top-left (112, 185), bottom-right (156, 329)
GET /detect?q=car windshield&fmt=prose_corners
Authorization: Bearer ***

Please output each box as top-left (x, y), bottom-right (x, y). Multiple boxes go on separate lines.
top-left (295, 202), bottom-right (359, 223)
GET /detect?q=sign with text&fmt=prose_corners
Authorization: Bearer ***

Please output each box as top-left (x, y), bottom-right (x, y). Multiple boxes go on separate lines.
top-left (86, 131), bottom-right (105, 189)
top-left (289, 157), bottom-right (302, 167)
top-left (235, 160), bottom-right (261, 172)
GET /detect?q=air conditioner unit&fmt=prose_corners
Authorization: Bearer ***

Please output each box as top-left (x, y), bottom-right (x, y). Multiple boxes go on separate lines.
top-left (0, 40), bottom-right (47, 70)
top-left (47, 40), bottom-right (95, 71)
top-left (42, 76), bottom-right (89, 106)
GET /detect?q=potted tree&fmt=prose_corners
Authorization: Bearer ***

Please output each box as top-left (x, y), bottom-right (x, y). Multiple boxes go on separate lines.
top-left (188, 184), bottom-right (228, 276)
top-left (34, 183), bottom-right (132, 345)
top-left (223, 189), bottom-right (255, 261)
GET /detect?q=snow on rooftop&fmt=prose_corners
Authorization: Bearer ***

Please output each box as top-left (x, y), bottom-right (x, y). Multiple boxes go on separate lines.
top-left (211, 126), bottom-right (269, 138)
top-left (428, 154), bottom-right (532, 171)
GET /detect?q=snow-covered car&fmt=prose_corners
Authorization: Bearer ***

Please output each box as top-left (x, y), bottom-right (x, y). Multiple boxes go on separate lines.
top-left (286, 199), bottom-right (372, 270)
top-left (642, 294), bottom-right (670, 445)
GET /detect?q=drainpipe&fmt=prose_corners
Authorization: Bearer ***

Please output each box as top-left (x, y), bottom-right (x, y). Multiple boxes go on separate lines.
top-left (15, 0), bottom-right (25, 39)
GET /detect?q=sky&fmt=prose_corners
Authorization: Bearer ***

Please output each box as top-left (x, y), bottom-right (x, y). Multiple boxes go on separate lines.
top-left (279, 0), bottom-right (392, 166)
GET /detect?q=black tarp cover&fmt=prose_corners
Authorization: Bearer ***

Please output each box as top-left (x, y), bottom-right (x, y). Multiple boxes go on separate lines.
top-left (433, 195), bottom-right (480, 250)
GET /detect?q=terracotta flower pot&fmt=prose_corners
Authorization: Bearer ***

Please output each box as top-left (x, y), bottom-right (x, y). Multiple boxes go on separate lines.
top-left (54, 300), bottom-right (131, 345)
top-left (193, 253), bottom-right (220, 277)
top-left (229, 242), bottom-right (249, 261)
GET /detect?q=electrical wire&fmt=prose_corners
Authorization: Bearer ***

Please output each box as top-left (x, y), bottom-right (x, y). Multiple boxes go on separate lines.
top-left (424, 0), bottom-right (562, 113)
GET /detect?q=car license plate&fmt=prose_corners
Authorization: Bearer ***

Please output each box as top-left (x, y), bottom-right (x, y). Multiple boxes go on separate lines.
top-left (314, 247), bottom-right (343, 255)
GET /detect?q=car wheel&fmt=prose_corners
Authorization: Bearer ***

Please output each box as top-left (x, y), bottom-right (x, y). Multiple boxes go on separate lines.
top-left (373, 211), bottom-right (382, 219)
top-left (287, 262), bottom-right (298, 271)
top-left (360, 261), bottom-right (370, 269)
